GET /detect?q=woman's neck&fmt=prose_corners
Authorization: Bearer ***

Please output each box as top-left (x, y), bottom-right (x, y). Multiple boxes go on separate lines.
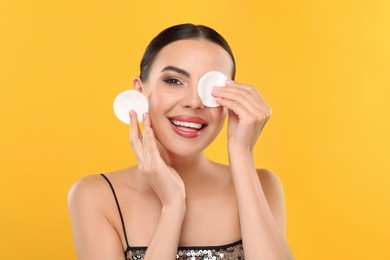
top-left (167, 152), bottom-right (206, 170)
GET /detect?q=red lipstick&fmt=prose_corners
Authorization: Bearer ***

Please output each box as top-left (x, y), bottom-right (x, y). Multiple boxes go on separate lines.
top-left (168, 115), bottom-right (208, 138)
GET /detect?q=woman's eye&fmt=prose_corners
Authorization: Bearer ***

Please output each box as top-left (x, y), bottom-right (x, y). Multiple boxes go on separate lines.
top-left (163, 78), bottom-right (182, 86)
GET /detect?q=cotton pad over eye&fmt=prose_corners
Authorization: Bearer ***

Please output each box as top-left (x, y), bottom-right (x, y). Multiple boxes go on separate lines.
top-left (113, 90), bottom-right (149, 124)
top-left (198, 71), bottom-right (227, 107)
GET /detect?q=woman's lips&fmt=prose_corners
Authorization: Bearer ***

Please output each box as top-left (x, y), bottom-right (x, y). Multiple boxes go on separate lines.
top-left (169, 115), bottom-right (208, 125)
top-left (168, 115), bottom-right (208, 138)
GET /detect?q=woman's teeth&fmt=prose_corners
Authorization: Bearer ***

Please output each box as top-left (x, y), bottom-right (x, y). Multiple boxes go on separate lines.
top-left (170, 119), bottom-right (203, 130)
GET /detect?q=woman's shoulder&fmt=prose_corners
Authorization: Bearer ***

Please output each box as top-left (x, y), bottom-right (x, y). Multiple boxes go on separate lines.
top-left (67, 174), bottom-right (109, 213)
top-left (67, 170), bottom-right (139, 258)
top-left (256, 168), bottom-right (285, 198)
top-left (67, 167), bottom-right (139, 210)
top-left (256, 168), bottom-right (287, 235)
top-left (256, 168), bottom-right (282, 186)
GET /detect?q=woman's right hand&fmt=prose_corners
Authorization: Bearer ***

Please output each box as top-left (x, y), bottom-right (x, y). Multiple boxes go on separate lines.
top-left (129, 110), bottom-right (186, 208)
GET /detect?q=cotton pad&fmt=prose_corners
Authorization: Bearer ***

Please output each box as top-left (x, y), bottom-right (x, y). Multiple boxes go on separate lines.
top-left (198, 71), bottom-right (227, 107)
top-left (113, 90), bottom-right (149, 124)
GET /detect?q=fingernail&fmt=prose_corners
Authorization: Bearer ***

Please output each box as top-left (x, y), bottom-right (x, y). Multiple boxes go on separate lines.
top-left (226, 80), bottom-right (234, 85)
top-left (211, 86), bottom-right (220, 93)
top-left (142, 112), bottom-right (146, 121)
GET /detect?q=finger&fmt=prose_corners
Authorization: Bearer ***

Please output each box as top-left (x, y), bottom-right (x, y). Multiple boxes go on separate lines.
top-left (218, 85), bottom-right (266, 106)
top-left (226, 80), bottom-right (271, 110)
top-left (226, 80), bottom-right (260, 94)
top-left (130, 110), bottom-right (142, 139)
top-left (214, 84), bottom-right (272, 117)
top-left (142, 120), bottom-right (162, 173)
top-left (142, 113), bottom-right (167, 172)
top-left (213, 89), bottom-right (270, 120)
top-left (142, 113), bottom-right (161, 157)
top-left (129, 110), bottom-right (143, 161)
top-left (214, 85), bottom-right (263, 111)
top-left (143, 112), bottom-right (151, 131)
top-left (216, 98), bottom-right (255, 121)
top-left (213, 87), bottom-right (260, 110)
top-left (218, 98), bottom-right (271, 125)
top-left (154, 135), bottom-right (172, 166)
top-left (144, 127), bottom-right (160, 157)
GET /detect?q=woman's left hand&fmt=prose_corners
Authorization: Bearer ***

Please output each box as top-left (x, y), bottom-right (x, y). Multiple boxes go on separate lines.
top-left (212, 80), bottom-right (272, 153)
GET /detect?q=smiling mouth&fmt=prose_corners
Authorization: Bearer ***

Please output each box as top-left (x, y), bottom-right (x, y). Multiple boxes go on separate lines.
top-left (169, 119), bottom-right (207, 131)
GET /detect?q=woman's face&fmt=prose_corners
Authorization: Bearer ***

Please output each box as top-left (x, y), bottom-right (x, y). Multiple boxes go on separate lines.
top-left (139, 39), bottom-right (234, 156)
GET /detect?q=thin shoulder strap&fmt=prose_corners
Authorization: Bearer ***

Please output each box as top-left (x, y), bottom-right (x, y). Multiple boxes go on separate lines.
top-left (100, 173), bottom-right (130, 248)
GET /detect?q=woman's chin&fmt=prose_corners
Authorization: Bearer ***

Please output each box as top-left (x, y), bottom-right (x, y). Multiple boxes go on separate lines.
top-left (165, 144), bottom-right (205, 158)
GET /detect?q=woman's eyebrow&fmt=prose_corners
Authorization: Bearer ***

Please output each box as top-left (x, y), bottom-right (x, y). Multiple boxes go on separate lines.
top-left (160, 66), bottom-right (191, 78)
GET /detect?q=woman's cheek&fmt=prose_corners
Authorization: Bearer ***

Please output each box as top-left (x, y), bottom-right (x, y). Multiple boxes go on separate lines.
top-left (149, 91), bottom-right (174, 111)
top-left (213, 106), bottom-right (228, 122)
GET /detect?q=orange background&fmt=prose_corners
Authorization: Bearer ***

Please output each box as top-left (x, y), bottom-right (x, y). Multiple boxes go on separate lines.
top-left (1, 0), bottom-right (389, 259)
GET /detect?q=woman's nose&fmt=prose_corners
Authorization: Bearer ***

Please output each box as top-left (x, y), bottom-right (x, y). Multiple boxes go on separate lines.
top-left (181, 84), bottom-right (204, 109)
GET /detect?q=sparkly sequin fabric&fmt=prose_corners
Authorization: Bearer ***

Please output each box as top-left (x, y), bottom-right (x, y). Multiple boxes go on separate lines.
top-left (125, 240), bottom-right (244, 260)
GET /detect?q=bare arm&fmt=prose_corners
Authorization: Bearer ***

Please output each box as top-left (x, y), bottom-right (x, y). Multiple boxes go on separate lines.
top-left (229, 152), bottom-right (293, 259)
top-left (214, 80), bottom-right (294, 259)
top-left (130, 111), bottom-right (186, 259)
top-left (68, 175), bottom-right (126, 260)
top-left (68, 174), bottom-right (185, 260)
top-left (143, 204), bottom-right (186, 259)
top-left (68, 111), bottom-right (185, 259)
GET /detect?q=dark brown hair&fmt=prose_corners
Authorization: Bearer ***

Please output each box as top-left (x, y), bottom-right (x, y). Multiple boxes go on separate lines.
top-left (140, 23), bottom-right (236, 82)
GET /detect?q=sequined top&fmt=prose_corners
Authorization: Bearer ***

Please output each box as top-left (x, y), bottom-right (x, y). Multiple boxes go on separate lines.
top-left (100, 174), bottom-right (245, 260)
top-left (125, 240), bottom-right (244, 259)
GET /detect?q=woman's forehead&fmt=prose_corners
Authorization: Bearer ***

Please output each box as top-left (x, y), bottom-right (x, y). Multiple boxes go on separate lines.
top-left (150, 39), bottom-right (234, 78)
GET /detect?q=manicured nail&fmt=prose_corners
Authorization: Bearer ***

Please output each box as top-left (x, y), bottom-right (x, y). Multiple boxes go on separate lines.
top-left (142, 112), bottom-right (146, 121)
top-left (211, 86), bottom-right (220, 93)
top-left (226, 80), bottom-right (234, 85)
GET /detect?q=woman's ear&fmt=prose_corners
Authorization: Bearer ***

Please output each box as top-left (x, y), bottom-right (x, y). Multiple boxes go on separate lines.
top-left (133, 77), bottom-right (143, 93)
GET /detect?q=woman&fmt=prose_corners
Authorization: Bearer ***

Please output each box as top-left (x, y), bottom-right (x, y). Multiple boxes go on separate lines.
top-left (68, 23), bottom-right (293, 260)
